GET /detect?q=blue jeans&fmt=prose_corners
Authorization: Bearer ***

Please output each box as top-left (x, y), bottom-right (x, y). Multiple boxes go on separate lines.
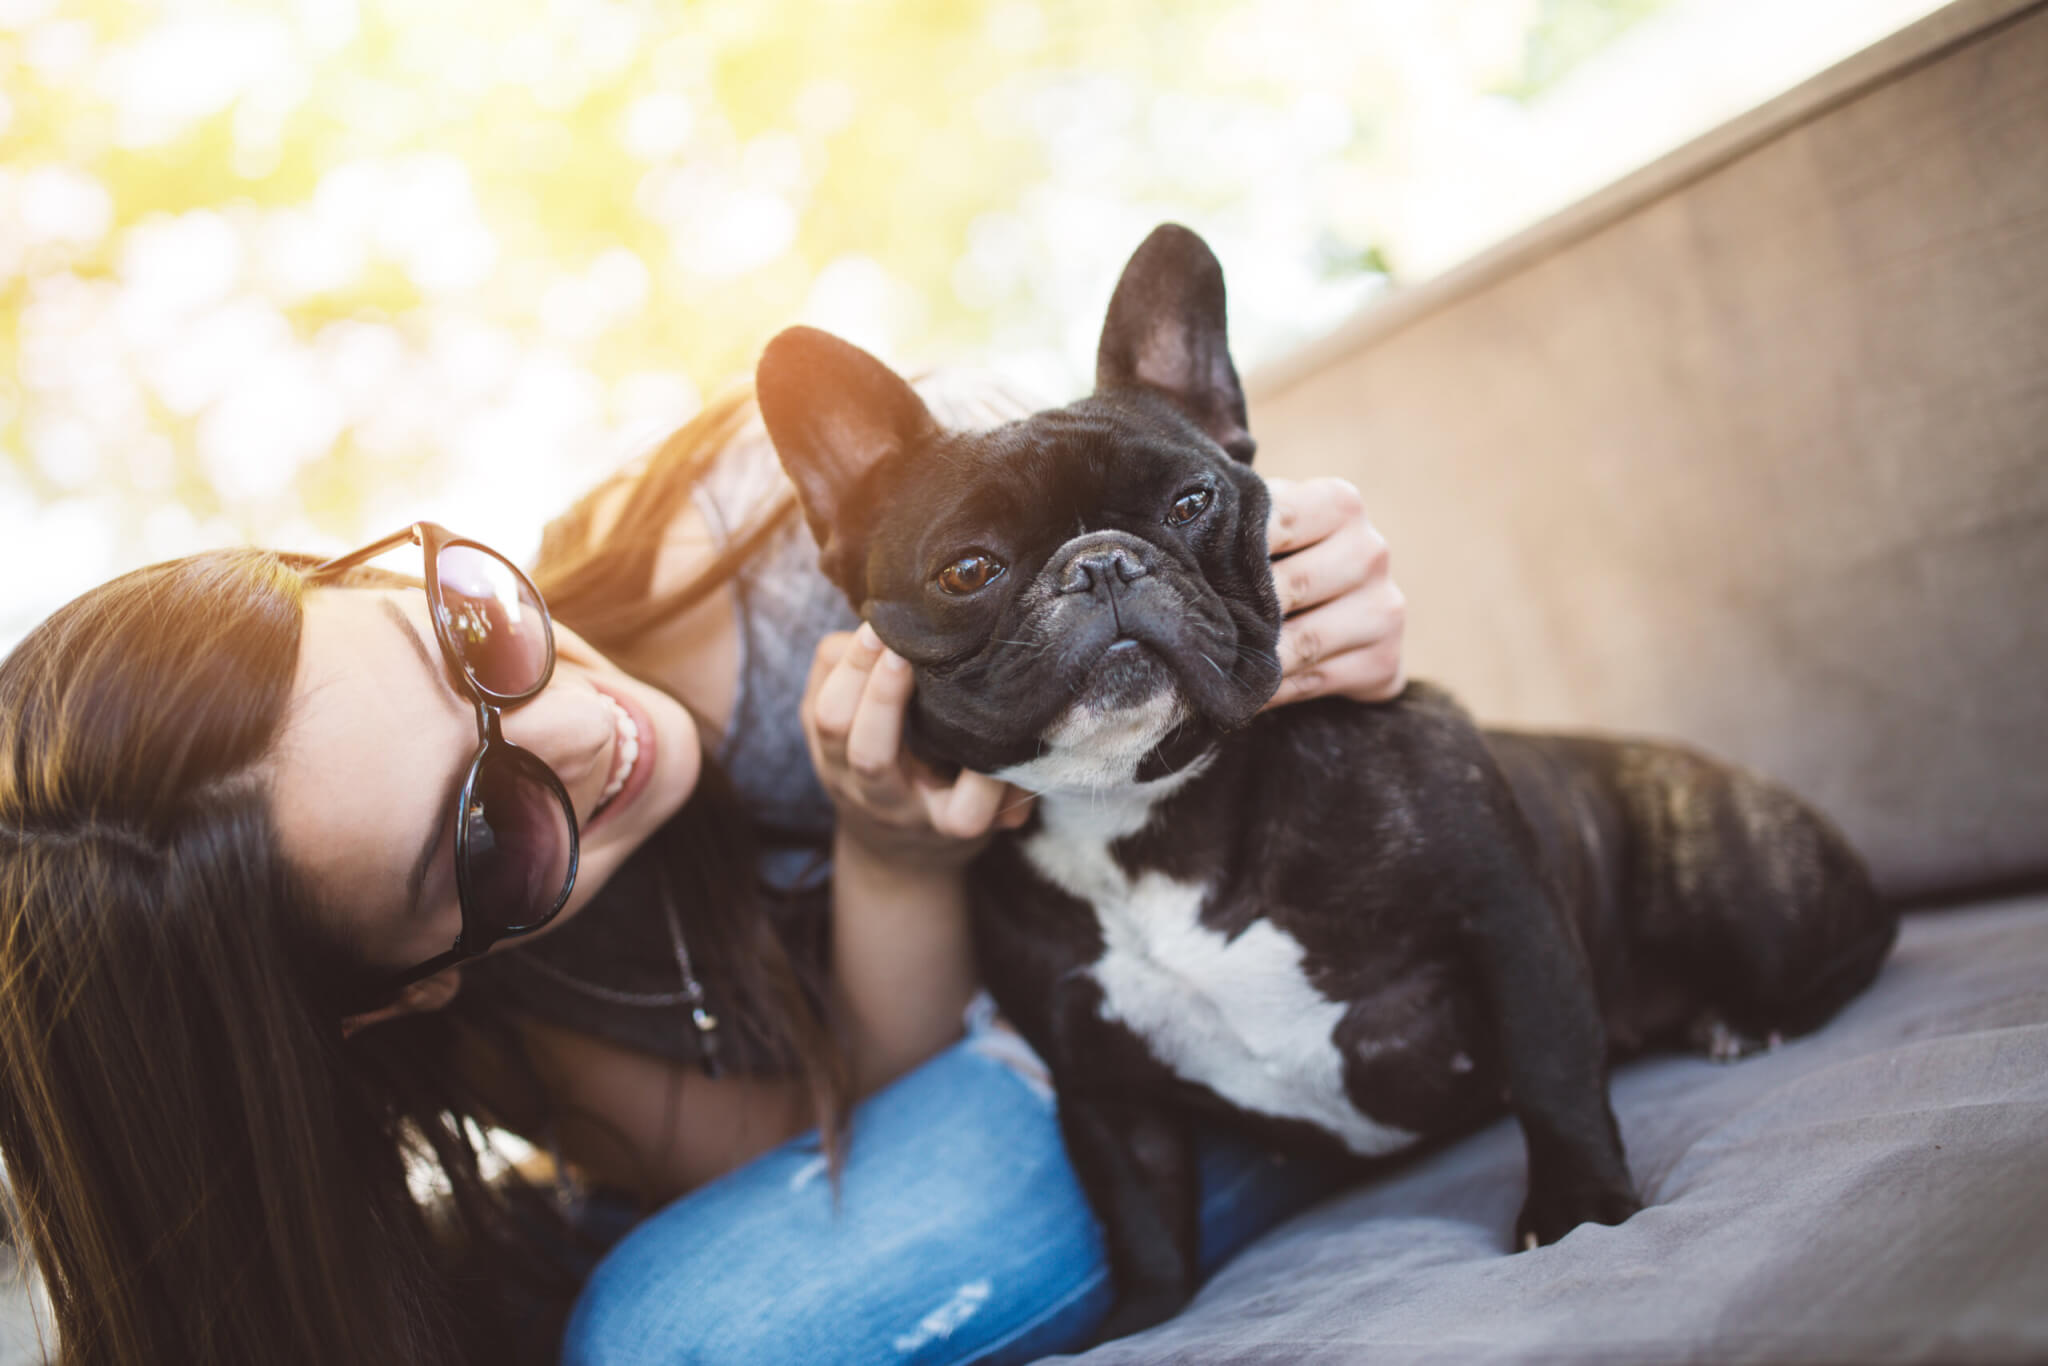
top-left (561, 1007), bottom-right (1354, 1365)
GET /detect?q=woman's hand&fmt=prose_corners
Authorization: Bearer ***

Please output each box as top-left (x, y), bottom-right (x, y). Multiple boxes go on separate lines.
top-left (1263, 475), bottom-right (1408, 709)
top-left (803, 624), bottom-right (1035, 866)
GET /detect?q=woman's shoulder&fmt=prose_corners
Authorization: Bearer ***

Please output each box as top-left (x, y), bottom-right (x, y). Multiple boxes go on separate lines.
top-left (691, 411), bottom-right (789, 546)
top-left (912, 368), bottom-right (1049, 433)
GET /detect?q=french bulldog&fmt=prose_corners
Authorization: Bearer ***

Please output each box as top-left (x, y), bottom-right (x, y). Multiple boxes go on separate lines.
top-left (755, 224), bottom-right (1897, 1339)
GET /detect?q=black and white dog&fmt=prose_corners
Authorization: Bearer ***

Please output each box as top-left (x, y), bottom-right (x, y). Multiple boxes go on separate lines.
top-left (756, 225), bottom-right (1897, 1338)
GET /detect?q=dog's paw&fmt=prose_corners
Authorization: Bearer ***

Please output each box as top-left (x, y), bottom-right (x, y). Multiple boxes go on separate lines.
top-left (1514, 1181), bottom-right (1642, 1250)
top-left (1686, 1011), bottom-right (1784, 1063)
top-left (1095, 1288), bottom-right (1192, 1344)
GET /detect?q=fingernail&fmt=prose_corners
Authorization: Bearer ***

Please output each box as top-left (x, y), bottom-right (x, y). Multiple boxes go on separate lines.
top-left (880, 649), bottom-right (910, 675)
top-left (854, 621), bottom-right (881, 651)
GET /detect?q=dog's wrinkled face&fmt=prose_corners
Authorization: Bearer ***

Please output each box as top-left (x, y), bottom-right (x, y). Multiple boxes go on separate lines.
top-left (758, 225), bottom-right (1283, 789)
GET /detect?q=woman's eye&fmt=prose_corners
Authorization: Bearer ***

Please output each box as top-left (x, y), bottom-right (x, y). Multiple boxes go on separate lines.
top-left (936, 553), bottom-right (1006, 595)
top-left (1167, 488), bottom-right (1213, 526)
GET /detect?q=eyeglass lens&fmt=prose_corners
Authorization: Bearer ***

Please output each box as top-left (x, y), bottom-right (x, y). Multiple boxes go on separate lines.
top-left (435, 543), bottom-right (551, 697)
top-left (464, 748), bottom-right (576, 936)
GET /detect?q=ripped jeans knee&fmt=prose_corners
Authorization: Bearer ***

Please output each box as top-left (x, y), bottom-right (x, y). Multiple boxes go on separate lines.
top-left (561, 994), bottom-right (1350, 1366)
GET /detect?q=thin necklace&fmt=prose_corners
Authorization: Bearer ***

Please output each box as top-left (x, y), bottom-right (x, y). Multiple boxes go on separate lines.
top-left (655, 858), bottom-right (722, 1077)
top-left (538, 858), bottom-right (723, 1202)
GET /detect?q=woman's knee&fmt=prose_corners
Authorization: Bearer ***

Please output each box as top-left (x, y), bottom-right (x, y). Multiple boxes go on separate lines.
top-left (562, 1212), bottom-right (1103, 1366)
top-left (561, 1038), bottom-right (1103, 1365)
top-left (561, 1254), bottom-right (700, 1366)
top-left (562, 1256), bottom-right (807, 1366)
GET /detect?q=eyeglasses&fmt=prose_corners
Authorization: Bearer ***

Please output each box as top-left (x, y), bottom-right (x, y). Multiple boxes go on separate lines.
top-left (309, 523), bottom-right (579, 1000)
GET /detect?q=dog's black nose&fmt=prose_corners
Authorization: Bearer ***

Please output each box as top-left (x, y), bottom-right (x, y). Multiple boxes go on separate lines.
top-left (1057, 545), bottom-right (1148, 595)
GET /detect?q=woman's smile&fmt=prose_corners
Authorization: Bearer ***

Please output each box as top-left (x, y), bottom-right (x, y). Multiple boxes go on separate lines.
top-left (584, 678), bottom-right (659, 835)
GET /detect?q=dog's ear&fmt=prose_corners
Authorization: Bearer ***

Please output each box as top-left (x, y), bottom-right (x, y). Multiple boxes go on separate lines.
top-left (756, 325), bottom-right (936, 590)
top-left (1095, 223), bottom-right (1254, 463)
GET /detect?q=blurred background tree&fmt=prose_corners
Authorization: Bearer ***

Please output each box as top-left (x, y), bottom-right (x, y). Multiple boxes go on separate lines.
top-left (0, 0), bottom-right (1943, 649)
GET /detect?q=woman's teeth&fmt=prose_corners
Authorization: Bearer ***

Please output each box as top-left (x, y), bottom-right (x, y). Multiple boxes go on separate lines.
top-left (597, 693), bottom-right (640, 810)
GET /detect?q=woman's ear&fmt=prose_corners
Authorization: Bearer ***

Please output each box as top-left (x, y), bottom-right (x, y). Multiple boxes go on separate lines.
top-left (340, 967), bottom-right (463, 1038)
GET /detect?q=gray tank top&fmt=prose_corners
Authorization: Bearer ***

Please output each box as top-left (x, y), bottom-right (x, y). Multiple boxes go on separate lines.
top-left (693, 426), bottom-right (859, 886)
top-left (464, 378), bottom-right (1037, 1072)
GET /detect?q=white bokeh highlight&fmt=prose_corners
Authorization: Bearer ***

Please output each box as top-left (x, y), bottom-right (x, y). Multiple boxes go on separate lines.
top-left (0, 0), bottom-right (1951, 657)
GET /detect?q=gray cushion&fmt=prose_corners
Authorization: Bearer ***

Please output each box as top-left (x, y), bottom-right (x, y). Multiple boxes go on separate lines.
top-left (1053, 893), bottom-right (2048, 1365)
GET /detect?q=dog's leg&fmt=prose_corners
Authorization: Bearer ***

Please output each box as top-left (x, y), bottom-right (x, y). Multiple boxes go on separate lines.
top-left (1055, 1087), bottom-right (1200, 1340)
top-left (1460, 866), bottom-right (1641, 1249)
top-left (1044, 977), bottom-right (1200, 1341)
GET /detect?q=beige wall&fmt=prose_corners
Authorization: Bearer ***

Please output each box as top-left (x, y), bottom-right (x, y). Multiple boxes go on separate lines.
top-left (1248, 0), bottom-right (2048, 902)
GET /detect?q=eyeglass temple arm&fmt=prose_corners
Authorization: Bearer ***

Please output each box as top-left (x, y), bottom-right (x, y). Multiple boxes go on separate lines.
top-left (381, 943), bottom-right (467, 998)
top-left (308, 525), bottom-right (422, 579)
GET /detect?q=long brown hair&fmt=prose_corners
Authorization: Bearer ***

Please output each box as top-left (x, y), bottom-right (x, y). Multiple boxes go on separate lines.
top-left (0, 549), bottom-right (474, 1364)
top-left (534, 389), bottom-right (801, 641)
top-left (521, 388), bottom-right (850, 1194)
top-left (0, 395), bottom-right (844, 1365)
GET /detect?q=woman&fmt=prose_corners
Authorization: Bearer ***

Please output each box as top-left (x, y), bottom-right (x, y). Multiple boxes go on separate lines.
top-left (0, 377), bottom-right (1406, 1366)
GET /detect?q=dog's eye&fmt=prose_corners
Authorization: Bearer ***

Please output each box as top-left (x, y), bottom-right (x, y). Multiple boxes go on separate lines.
top-left (1166, 487), bottom-right (1213, 527)
top-left (936, 553), bottom-right (1006, 595)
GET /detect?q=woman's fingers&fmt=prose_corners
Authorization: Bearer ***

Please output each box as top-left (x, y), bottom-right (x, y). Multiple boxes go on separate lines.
top-left (807, 627), bottom-right (1038, 861)
top-left (1265, 624), bottom-right (1408, 708)
top-left (844, 645), bottom-right (916, 779)
top-left (805, 629), bottom-right (851, 697)
top-left (1262, 471), bottom-right (1408, 708)
top-left (919, 770), bottom-right (1035, 841)
top-left (807, 624), bottom-right (886, 763)
top-left (928, 770), bottom-right (999, 840)
top-left (1266, 583), bottom-right (1408, 708)
top-left (1266, 475), bottom-right (1368, 560)
top-left (801, 632), bottom-right (850, 769)
top-left (1273, 574), bottom-right (1402, 671)
top-left (1269, 510), bottom-right (1385, 618)
top-left (994, 785), bottom-right (1037, 830)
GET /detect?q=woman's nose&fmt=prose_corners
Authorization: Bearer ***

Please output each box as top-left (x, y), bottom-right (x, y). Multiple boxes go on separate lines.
top-left (498, 686), bottom-right (612, 791)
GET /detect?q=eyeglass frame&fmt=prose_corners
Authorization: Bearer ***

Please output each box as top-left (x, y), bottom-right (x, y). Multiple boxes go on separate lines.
top-left (306, 521), bottom-right (581, 1000)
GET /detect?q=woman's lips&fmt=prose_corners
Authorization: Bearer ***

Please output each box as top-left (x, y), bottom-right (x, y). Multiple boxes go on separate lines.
top-left (584, 682), bottom-right (657, 833)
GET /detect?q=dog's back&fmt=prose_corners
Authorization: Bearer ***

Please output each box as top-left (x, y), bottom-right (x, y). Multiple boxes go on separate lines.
top-left (1486, 729), bottom-right (1894, 1056)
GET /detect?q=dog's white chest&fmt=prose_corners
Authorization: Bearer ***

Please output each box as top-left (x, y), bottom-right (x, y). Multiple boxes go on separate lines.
top-left (1021, 794), bottom-right (1415, 1158)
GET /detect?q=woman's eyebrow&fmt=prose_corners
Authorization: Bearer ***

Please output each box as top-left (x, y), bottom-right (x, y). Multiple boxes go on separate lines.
top-left (379, 596), bottom-right (464, 706)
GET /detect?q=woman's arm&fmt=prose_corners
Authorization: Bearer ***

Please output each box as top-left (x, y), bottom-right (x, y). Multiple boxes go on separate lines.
top-left (800, 625), bottom-right (1029, 1095)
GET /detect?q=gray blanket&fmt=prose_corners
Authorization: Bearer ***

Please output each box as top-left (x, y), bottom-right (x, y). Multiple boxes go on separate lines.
top-left (1055, 894), bottom-right (2048, 1365)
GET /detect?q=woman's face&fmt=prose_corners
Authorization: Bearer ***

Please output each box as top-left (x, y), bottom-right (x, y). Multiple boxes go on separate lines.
top-left (268, 584), bottom-right (700, 1000)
